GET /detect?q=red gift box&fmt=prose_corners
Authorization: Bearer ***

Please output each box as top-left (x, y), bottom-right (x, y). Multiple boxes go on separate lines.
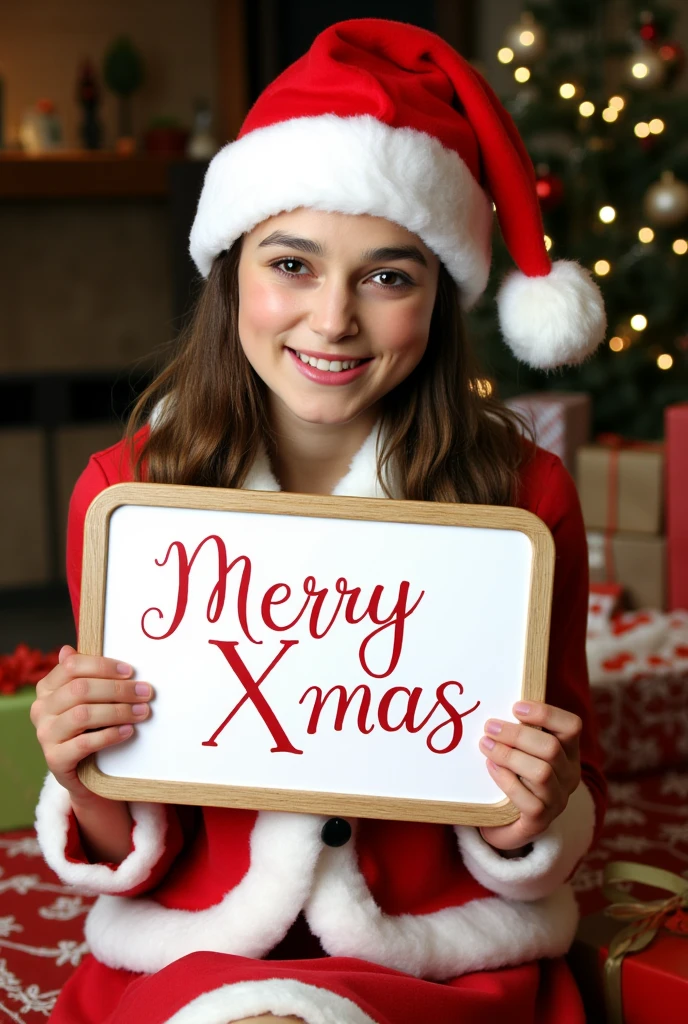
top-left (666, 403), bottom-right (688, 610)
top-left (569, 863), bottom-right (688, 1024)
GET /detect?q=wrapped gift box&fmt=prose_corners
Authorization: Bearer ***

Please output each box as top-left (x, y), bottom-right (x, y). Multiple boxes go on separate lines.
top-left (587, 531), bottom-right (666, 610)
top-left (569, 909), bottom-right (688, 1024)
top-left (577, 443), bottom-right (664, 535)
top-left (0, 645), bottom-right (57, 830)
top-left (504, 391), bottom-right (590, 475)
top-left (666, 403), bottom-right (688, 610)
top-left (0, 686), bottom-right (47, 830)
top-left (586, 606), bottom-right (688, 775)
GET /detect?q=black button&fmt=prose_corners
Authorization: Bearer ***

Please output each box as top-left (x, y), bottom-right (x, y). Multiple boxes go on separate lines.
top-left (321, 817), bottom-right (352, 847)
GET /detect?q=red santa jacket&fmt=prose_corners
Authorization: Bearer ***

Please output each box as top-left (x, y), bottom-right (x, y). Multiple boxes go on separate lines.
top-left (35, 422), bottom-right (606, 980)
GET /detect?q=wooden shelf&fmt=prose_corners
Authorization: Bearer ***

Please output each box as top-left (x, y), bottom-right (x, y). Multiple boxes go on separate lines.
top-left (0, 151), bottom-right (194, 199)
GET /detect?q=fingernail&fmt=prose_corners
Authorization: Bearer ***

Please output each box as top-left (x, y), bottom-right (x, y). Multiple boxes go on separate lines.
top-left (480, 735), bottom-right (495, 750)
top-left (487, 759), bottom-right (500, 771)
top-left (485, 720), bottom-right (502, 735)
top-left (119, 724), bottom-right (133, 736)
top-left (514, 702), bottom-right (531, 715)
top-left (135, 683), bottom-right (150, 697)
top-left (132, 704), bottom-right (148, 716)
top-left (117, 662), bottom-right (133, 676)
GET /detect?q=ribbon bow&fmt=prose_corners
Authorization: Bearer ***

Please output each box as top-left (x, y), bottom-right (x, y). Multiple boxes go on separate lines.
top-left (0, 643), bottom-right (60, 695)
top-left (602, 861), bottom-right (688, 1024)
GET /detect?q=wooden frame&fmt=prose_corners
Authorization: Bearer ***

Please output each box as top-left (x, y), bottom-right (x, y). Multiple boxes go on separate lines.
top-left (78, 483), bottom-right (554, 826)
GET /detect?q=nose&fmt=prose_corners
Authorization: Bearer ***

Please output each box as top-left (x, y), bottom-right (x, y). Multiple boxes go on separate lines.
top-left (308, 276), bottom-right (359, 343)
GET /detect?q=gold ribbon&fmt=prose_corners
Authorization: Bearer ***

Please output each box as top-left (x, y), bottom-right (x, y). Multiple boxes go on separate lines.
top-left (602, 861), bottom-right (688, 1024)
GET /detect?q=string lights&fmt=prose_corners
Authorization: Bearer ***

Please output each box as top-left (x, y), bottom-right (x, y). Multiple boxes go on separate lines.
top-left (599, 206), bottom-right (616, 223)
top-left (630, 314), bottom-right (648, 331)
top-left (559, 83), bottom-right (576, 99)
top-left (639, 227), bottom-right (655, 242)
top-left (594, 260), bottom-right (611, 275)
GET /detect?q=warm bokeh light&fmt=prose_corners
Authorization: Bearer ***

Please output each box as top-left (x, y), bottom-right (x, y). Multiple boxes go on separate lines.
top-left (544, 234), bottom-right (553, 251)
top-left (630, 314), bottom-right (648, 331)
top-left (632, 61), bottom-right (649, 79)
top-left (673, 238), bottom-right (688, 255)
top-left (559, 83), bottom-right (576, 99)
top-left (471, 378), bottom-right (494, 397)
top-left (657, 353), bottom-right (674, 370)
top-left (579, 101), bottom-right (595, 117)
top-left (594, 260), bottom-right (611, 275)
top-left (602, 107), bottom-right (618, 123)
top-left (520, 30), bottom-right (535, 46)
top-left (609, 95), bottom-right (625, 110)
top-left (514, 66), bottom-right (531, 83)
top-left (634, 122), bottom-right (650, 138)
top-left (599, 206), bottom-right (616, 223)
top-left (638, 227), bottom-right (655, 243)
top-left (497, 47), bottom-right (514, 64)
top-left (609, 336), bottom-right (625, 352)
top-left (649, 118), bottom-right (665, 134)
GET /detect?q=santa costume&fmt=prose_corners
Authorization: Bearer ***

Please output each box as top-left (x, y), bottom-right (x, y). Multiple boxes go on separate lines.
top-left (36, 17), bottom-right (607, 1024)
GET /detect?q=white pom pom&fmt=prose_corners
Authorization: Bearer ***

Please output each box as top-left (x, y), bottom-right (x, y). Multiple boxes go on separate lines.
top-left (497, 260), bottom-right (606, 370)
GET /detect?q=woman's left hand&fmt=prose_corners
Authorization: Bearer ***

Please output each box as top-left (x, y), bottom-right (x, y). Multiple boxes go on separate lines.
top-left (477, 701), bottom-right (582, 853)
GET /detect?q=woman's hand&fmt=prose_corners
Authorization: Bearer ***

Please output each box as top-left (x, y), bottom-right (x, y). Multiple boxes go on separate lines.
top-left (477, 701), bottom-right (582, 853)
top-left (30, 644), bottom-right (154, 802)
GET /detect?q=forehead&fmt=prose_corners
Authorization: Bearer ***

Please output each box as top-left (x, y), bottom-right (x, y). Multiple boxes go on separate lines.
top-left (246, 207), bottom-right (436, 262)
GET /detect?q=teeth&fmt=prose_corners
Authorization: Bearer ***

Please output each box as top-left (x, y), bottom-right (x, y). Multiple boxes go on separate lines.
top-left (293, 350), bottom-right (365, 372)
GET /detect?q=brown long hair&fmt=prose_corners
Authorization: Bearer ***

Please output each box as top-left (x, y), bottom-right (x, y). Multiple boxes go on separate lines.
top-left (125, 238), bottom-right (533, 504)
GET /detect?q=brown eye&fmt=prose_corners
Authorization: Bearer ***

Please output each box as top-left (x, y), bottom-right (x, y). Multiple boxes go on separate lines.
top-left (273, 258), bottom-right (307, 276)
top-left (371, 270), bottom-right (411, 289)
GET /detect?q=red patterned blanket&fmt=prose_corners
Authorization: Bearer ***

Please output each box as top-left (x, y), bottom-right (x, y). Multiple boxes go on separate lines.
top-left (1, 768), bottom-right (687, 1022)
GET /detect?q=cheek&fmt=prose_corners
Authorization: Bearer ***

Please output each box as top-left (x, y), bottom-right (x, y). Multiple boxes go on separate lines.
top-left (238, 273), bottom-right (301, 339)
top-left (373, 301), bottom-right (432, 359)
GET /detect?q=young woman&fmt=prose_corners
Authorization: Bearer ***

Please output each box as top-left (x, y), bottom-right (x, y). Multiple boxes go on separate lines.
top-left (31, 18), bottom-right (607, 1024)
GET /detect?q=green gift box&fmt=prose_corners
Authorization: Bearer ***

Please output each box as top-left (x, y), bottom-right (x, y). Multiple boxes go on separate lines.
top-left (0, 686), bottom-right (47, 830)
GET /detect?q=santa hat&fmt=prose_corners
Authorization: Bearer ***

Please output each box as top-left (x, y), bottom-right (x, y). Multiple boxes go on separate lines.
top-left (189, 18), bottom-right (606, 370)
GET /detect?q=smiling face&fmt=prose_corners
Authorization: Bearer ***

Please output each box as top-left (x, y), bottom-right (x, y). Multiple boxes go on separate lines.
top-left (237, 208), bottom-right (440, 430)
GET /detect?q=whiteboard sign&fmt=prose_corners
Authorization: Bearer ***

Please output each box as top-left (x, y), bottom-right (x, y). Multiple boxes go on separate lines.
top-left (78, 484), bottom-right (554, 826)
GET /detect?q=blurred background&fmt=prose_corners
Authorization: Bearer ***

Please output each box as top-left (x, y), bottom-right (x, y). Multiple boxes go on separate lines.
top-left (2, 9), bottom-right (688, 1017)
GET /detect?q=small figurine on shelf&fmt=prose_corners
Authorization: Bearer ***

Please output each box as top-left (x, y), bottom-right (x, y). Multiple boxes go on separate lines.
top-left (103, 35), bottom-right (144, 155)
top-left (77, 58), bottom-right (103, 150)
top-left (186, 98), bottom-right (218, 160)
top-left (18, 99), bottom-right (64, 153)
top-left (143, 114), bottom-right (189, 155)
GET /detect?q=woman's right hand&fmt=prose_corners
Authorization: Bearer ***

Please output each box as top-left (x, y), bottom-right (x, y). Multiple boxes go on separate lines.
top-left (31, 644), bottom-right (154, 801)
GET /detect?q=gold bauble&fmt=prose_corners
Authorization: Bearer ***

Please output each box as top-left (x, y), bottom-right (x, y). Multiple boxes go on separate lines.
top-left (626, 46), bottom-right (666, 89)
top-left (643, 171), bottom-right (688, 226)
top-left (503, 12), bottom-right (546, 64)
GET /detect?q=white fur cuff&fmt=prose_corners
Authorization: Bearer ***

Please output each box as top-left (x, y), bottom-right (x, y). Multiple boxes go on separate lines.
top-left (164, 977), bottom-right (376, 1024)
top-left (34, 772), bottom-right (168, 895)
top-left (455, 781), bottom-right (596, 902)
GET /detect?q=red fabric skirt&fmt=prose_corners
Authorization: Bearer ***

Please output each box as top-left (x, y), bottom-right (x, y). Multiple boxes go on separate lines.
top-left (50, 917), bottom-right (586, 1024)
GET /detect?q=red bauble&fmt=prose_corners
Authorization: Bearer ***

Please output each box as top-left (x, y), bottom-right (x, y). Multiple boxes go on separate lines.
top-left (639, 24), bottom-right (658, 42)
top-left (658, 41), bottom-right (686, 83)
top-left (535, 171), bottom-right (564, 212)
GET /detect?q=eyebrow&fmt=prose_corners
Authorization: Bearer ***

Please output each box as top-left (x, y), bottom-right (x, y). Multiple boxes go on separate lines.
top-left (257, 231), bottom-right (428, 268)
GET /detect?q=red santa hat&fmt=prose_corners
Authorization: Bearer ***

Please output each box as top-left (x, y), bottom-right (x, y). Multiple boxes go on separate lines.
top-left (189, 18), bottom-right (606, 370)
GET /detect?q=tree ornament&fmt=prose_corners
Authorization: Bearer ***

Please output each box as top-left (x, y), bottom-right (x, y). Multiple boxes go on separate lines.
top-left (534, 167), bottom-right (564, 211)
top-left (502, 12), bottom-right (545, 64)
top-left (637, 9), bottom-right (658, 42)
top-left (658, 42), bottom-right (685, 85)
top-left (626, 46), bottom-right (666, 89)
top-left (643, 171), bottom-right (688, 227)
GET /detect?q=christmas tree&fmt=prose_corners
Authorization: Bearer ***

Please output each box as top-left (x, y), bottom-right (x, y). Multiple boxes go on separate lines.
top-left (469, 0), bottom-right (688, 439)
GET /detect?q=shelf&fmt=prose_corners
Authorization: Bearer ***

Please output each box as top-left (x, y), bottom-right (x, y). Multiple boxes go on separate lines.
top-left (0, 151), bottom-right (193, 199)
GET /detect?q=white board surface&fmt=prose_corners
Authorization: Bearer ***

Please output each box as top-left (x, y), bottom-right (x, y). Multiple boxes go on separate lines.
top-left (94, 501), bottom-right (536, 809)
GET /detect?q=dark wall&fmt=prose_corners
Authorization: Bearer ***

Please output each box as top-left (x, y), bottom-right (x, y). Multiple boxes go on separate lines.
top-left (246, 0), bottom-right (476, 104)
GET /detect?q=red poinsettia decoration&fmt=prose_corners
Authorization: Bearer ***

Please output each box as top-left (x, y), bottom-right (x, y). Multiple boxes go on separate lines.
top-left (0, 643), bottom-right (60, 695)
